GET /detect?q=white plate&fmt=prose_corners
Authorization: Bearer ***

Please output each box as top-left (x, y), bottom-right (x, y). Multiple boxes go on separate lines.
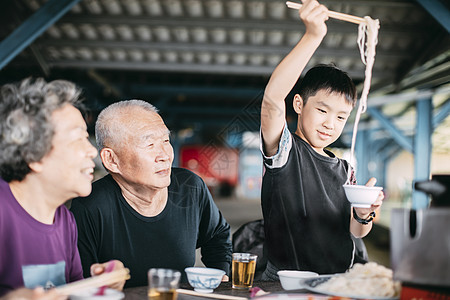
top-left (255, 293), bottom-right (330, 300)
top-left (303, 275), bottom-right (399, 300)
top-left (70, 288), bottom-right (124, 300)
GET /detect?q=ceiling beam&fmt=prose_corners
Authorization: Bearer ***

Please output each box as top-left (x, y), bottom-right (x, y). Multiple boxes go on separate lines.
top-left (47, 60), bottom-right (277, 75)
top-left (167, 117), bottom-right (261, 130)
top-left (415, 0), bottom-right (450, 32)
top-left (127, 84), bottom-right (263, 100)
top-left (324, 0), bottom-right (415, 7)
top-left (0, 0), bottom-right (81, 70)
top-left (59, 14), bottom-right (426, 35)
top-left (367, 85), bottom-right (450, 107)
top-left (44, 60), bottom-right (389, 80)
top-left (36, 39), bottom-right (410, 60)
top-left (398, 51), bottom-right (450, 89)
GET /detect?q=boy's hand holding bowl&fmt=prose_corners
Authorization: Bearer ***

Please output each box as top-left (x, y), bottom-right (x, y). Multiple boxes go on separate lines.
top-left (343, 177), bottom-right (384, 218)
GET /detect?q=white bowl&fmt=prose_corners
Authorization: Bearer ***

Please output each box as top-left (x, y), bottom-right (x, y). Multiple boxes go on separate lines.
top-left (343, 184), bottom-right (383, 208)
top-left (70, 288), bottom-right (124, 300)
top-left (185, 267), bottom-right (225, 293)
top-left (277, 270), bottom-right (319, 290)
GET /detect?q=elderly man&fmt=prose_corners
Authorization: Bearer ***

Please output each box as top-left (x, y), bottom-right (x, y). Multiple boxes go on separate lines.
top-left (70, 100), bottom-right (232, 288)
top-left (0, 78), bottom-right (125, 299)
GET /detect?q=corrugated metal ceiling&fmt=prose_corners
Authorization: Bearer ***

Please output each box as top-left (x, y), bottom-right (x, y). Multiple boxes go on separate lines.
top-left (0, 0), bottom-right (449, 152)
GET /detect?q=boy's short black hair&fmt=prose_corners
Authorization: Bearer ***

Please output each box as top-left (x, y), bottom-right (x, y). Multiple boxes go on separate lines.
top-left (295, 63), bottom-right (357, 107)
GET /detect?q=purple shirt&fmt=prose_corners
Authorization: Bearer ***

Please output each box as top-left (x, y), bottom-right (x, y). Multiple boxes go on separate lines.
top-left (0, 178), bottom-right (83, 296)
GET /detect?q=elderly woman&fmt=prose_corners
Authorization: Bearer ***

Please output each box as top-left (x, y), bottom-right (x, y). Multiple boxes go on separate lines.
top-left (0, 78), bottom-right (124, 300)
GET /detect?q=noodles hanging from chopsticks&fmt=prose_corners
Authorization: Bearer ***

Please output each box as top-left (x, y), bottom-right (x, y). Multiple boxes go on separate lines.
top-left (357, 17), bottom-right (379, 114)
top-left (346, 16), bottom-right (379, 184)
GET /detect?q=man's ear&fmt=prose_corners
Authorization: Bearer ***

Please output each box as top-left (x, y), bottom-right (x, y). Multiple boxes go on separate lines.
top-left (293, 94), bottom-right (303, 114)
top-left (100, 148), bottom-right (120, 173)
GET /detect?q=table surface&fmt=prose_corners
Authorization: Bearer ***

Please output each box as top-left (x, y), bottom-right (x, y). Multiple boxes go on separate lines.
top-left (124, 281), bottom-right (296, 300)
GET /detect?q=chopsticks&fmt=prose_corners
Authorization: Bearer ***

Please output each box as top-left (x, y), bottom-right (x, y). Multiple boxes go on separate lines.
top-left (177, 289), bottom-right (247, 300)
top-left (56, 268), bottom-right (130, 296)
top-left (286, 1), bottom-right (365, 25)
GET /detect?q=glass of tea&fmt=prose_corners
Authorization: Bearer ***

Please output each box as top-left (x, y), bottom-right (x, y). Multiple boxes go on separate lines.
top-left (232, 253), bottom-right (257, 289)
top-left (148, 268), bottom-right (181, 300)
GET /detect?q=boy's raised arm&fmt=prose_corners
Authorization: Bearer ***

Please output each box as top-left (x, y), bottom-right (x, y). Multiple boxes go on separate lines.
top-left (261, 0), bottom-right (329, 156)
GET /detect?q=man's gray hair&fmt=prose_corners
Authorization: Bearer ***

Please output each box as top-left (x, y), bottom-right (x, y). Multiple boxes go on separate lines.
top-left (95, 99), bottom-right (158, 150)
top-left (0, 78), bottom-right (82, 182)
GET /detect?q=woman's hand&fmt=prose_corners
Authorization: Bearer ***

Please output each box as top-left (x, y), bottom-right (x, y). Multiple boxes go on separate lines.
top-left (1, 287), bottom-right (65, 300)
top-left (90, 260), bottom-right (126, 291)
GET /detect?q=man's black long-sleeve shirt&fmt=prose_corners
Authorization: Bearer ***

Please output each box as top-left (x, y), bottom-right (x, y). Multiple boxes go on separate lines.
top-left (70, 168), bottom-right (232, 288)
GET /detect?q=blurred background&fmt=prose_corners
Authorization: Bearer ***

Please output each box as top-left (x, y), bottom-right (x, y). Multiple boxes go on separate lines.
top-left (1, 0), bottom-right (449, 269)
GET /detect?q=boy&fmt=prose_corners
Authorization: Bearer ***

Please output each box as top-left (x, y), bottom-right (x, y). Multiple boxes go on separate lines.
top-left (260, 0), bottom-right (383, 280)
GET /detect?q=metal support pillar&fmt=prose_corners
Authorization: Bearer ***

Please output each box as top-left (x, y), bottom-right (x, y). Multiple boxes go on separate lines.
top-left (379, 159), bottom-right (387, 189)
top-left (355, 129), bottom-right (369, 184)
top-left (412, 98), bottom-right (433, 209)
top-left (0, 0), bottom-right (81, 69)
top-left (368, 131), bottom-right (385, 187)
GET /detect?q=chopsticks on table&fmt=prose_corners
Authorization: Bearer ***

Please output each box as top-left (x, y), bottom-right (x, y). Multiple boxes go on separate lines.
top-left (286, 1), bottom-right (365, 25)
top-left (177, 289), bottom-right (248, 300)
top-left (56, 268), bottom-right (130, 296)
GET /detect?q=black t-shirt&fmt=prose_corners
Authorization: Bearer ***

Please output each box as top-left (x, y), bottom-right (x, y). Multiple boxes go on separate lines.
top-left (261, 126), bottom-right (354, 274)
top-left (70, 168), bottom-right (232, 288)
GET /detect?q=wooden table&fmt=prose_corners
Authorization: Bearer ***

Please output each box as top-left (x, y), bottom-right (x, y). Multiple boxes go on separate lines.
top-left (124, 281), bottom-right (288, 300)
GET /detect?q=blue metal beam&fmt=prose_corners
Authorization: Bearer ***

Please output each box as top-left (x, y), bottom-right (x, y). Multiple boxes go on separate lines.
top-left (0, 0), bottom-right (81, 70)
top-left (416, 0), bottom-right (450, 33)
top-left (367, 129), bottom-right (385, 186)
top-left (412, 98), bottom-right (433, 209)
top-left (433, 98), bottom-right (450, 129)
top-left (355, 130), bottom-right (369, 184)
top-left (367, 107), bottom-right (414, 153)
top-left (380, 144), bottom-right (402, 163)
top-left (374, 138), bottom-right (393, 155)
top-left (371, 155), bottom-right (386, 189)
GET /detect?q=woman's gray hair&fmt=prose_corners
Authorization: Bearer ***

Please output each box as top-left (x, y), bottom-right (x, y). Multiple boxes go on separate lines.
top-left (95, 99), bottom-right (158, 150)
top-left (0, 78), bottom-right (82, 182)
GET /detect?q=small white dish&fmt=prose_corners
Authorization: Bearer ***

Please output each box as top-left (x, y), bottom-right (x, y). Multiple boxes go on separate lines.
top-left (277, 270), bottom-right (319, 290)
top-left (185, 267), bottom-right (225, 293)
top-left (70, 288), bottom-right (124, 300)
top-left (343, 185), bottom-right (383, 208)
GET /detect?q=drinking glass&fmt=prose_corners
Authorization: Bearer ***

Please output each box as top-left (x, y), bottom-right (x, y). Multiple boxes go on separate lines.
top-left (148, 268), bottom-right (181, 300)
top-left (231, 253), bottom-right (257, 289)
